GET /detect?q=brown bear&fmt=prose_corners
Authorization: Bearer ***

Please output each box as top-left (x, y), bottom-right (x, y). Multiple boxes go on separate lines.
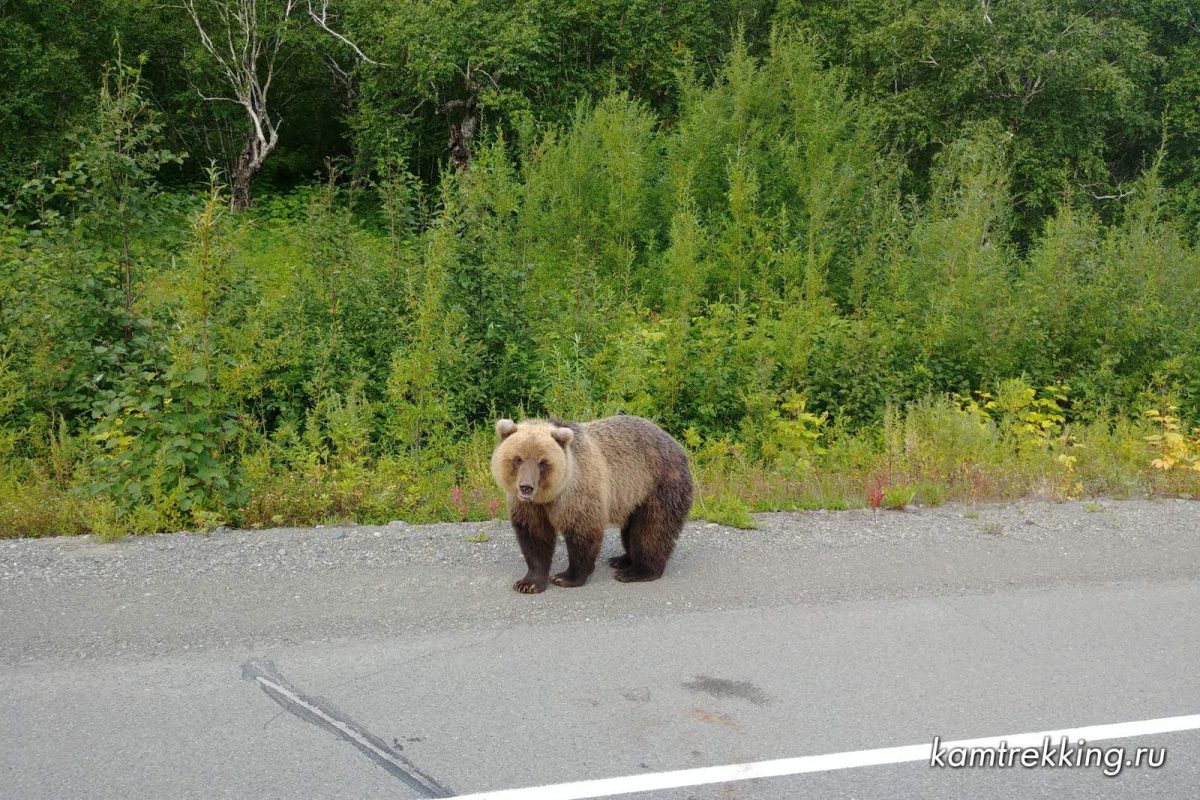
top-left (491, 415), bottom-right (694, 593)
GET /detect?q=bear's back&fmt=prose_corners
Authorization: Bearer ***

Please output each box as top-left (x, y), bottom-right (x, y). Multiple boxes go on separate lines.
top-left (579, 416), bottom-right (688, 524)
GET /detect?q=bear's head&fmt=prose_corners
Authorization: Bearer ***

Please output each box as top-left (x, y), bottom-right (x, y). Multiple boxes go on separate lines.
top-left (490, 418), bottom-right (574, 503)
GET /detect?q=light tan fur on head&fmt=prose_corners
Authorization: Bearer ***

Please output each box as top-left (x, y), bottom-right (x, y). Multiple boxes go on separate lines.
top-left (491, 420), bottom-right (575, 504)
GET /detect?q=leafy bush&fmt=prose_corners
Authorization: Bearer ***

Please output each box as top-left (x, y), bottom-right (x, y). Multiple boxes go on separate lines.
top-left (2, 35), bottom-right (1199, 537)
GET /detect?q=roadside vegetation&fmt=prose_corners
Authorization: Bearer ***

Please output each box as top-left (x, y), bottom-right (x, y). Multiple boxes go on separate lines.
top-left (2, 2), bottom-right (1199, 537)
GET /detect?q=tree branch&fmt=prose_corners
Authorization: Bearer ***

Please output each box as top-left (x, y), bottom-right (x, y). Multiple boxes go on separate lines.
top-left (307, 1), bottom-right (390, 65)
top-left (181, 0), bottom-right (378, 206)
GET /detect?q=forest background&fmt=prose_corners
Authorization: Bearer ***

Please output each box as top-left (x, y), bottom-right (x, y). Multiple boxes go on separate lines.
top-left (2, 0), bottom-right (1199, 536)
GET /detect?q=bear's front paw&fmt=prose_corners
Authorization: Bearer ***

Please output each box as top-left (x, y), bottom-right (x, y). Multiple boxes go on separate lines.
top-left (513, 576), bottom-right (547, 594)
top-left (607, 554), bottom-right (633, 569)
top-left (550, 570), bottom-right (589, 588)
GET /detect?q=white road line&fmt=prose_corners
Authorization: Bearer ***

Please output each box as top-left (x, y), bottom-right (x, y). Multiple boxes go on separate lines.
top-left (450, 714), bottom-right (1200, 800)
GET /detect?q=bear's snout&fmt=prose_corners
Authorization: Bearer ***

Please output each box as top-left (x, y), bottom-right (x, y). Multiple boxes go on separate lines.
top-left (518, 483), bottom-right (535, 500)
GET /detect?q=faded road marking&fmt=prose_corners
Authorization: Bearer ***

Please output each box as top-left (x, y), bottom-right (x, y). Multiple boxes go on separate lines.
top-left (449, 713), bottom-right (1200, 799)
top-left (242, 660), bottom-right (451, 797)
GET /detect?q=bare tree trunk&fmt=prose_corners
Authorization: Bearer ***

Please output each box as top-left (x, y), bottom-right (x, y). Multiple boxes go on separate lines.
top-left (183, 2), bottom-right (381, 213)
top-left (231, 137), bottom-right (257, 211)
top-left (448, 119), bottom-right (474, 171)
top-left (443, 97), bottom-right (478, 172)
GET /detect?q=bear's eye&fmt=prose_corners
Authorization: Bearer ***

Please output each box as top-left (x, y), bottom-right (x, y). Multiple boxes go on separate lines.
top-left (512, 456), bottom-right (523, 468)
top-left (538, 459), bottom-right (549, 471)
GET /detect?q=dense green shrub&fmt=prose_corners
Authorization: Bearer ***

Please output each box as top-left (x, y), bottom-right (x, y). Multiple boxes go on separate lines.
top-left (1, 34), bottom-right (1198, 535)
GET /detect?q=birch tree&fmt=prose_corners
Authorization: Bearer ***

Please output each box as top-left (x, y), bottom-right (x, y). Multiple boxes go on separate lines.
top-left (179, 0), bottom-right (377, 209)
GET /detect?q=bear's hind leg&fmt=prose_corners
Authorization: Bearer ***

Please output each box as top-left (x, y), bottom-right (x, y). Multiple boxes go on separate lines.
top-left (615, 479), bottom-right (690, 583)
top-left (608, 505), bottom-right (644, 569)
top-left (552, 529), bottom-right (602, 587)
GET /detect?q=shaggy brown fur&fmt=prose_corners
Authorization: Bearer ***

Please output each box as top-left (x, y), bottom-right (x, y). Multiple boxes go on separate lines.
top-left (491, 415), bottom-right (693, 593)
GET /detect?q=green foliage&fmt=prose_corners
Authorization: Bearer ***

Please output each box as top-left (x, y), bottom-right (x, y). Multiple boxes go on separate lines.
top-left (0, 467), bottom-right (91, 539)
top-left (89, 172), bottom-right (240, 525)
top-left (1144, 404), bottom-right (1200, 474)
top-left (782, 0), bottom-right (1165, 232)
top-left (0, 1), bottom-right (117, 191)
top-left (696, 493), bottom-right (756, 529)
top-left (346, 0), bottom-right (772, 177)
top-left (881, 485), bottom-right (915, 511)
top-left (6, 0), bottom-right (1200, 239)
top-left (2, 28), bottom-right (1200, 537)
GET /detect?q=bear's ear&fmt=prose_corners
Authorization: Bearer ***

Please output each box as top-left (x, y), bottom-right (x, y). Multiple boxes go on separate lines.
top-left (496, 419), bottom-right (517, 440)
top-left (551, 426), bottom-right (574, 448)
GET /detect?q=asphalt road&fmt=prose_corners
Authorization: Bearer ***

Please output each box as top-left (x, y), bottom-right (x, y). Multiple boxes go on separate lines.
top-left (2, 499), bottom-right (1198, 799)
